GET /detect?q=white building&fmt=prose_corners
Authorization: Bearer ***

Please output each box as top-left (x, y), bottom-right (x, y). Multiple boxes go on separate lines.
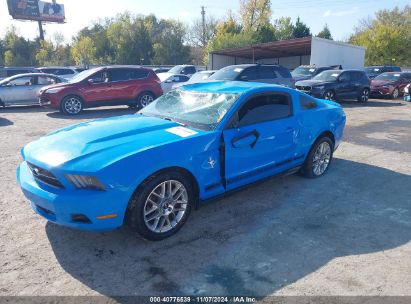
top-left (208, 37), bottom-right (366, 70)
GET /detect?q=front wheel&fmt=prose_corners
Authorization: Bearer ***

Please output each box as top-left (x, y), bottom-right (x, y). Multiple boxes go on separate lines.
top-left (301, 137), bottom-right (334, 178)
top-left (60, 95), bottom-right (83, 115)
top-left (358, 88), bottom-right (369, 103)
top-left (126, 171), bottom-right (194, 241)
top-left (323, 90), bottom-right (335, 101)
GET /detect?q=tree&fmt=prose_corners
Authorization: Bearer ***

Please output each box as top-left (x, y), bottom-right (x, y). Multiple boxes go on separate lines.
top-left (273, 17), bottom-right (294, 40)
top-left (240, 0), bottom-right (272, 32)
top-left (255, 24), bottom-right (276, 43)
top-left (317, 24), bottom-right (333, 40)
top-left (3, 26), bottom-right (37, 66)
top-left (188, 16), bottom-right (218, 48)
top-left (292, 17), bottom-right (311, 38)
top-left (349, 5), bottom-right (411, 66)
top-left (71, 36), bottom-right (97, 66)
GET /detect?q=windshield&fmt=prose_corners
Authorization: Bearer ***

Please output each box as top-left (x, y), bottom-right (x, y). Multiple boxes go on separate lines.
top-left (374, 73), bottom-right (401, 81)
top-left (365, 67), bottom-right (382, 75)
top-left (69, 69), bottom-right (99, 83)
top-left (209, 66), bottom-right (243, 81)
top-left (312, 70), bottom-right (342, 81)
top-left (292, 67), bottom-right (316, 77)
top-left (168, 66), bottom-right (183, 74)
top-left (188, 72), bottom-right (213, 83)
top-left (139, 89), bottom-right (240, 130)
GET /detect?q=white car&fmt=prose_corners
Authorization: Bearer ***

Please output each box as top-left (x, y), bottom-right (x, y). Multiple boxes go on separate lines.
top-left (37, 67), bottom-right (79, 80)
top-left (157, 73), bottom-right (190, 93)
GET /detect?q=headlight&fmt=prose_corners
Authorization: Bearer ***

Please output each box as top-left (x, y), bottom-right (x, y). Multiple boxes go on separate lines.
top-left (46, 88), bottom-right (64, 94)
top-left (65, 174), bottom-right (105, 191)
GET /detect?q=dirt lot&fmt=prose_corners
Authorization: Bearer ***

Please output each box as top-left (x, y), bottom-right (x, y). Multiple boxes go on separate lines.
top-left (0, 99), bottom-right (410, 298)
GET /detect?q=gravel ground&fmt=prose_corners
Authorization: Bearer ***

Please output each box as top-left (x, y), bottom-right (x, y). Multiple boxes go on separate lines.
top-left (0, 99), bottom-right (410, 298)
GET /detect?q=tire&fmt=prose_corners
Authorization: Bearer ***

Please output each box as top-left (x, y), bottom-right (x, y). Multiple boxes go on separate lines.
top-left (357, 88), bottom-right (369, 103)
top-left (323, 90), bottom-right (335, 101)
top-left (125, 171), bottom-right (194, 241)
top-left (391, 88), bottom-right (399, 99)
top-left (301, 136), bottom-right (334, 178)
top-left (137, 92), bottom-right (155, 109)
top-left (60, 95), bottom-right (84, 115)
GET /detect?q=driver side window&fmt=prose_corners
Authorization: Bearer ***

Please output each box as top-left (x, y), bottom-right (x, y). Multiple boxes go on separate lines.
top-left (237, 93), bottom-right (292, 127)
top-left (339, 72), bottom-right (351, 82)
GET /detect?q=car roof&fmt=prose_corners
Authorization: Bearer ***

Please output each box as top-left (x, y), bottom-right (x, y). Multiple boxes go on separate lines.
top-left (6, 73), bottom-right (62, 79)
top-left (180, 81), bottom-right (283, 94)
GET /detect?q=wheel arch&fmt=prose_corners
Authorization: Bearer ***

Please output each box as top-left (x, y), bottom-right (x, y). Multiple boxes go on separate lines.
top-left (315, 130), bottom-right (335, 147)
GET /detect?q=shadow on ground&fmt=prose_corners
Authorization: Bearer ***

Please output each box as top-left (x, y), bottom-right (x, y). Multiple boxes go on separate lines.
top-left (341, 99), bottom-right (406, 108)
top-left (47, 107), bottom-right (138, 120)
top-left (0, 117), bottom-right (13, 127)
top-left (46, 159), bottom-right (411, 297)
top-left (0, 105), bottom-right (49, 113)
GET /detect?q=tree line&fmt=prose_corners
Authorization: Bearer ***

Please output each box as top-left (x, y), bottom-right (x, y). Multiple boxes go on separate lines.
top-left (0, 1), bottom-right (409, 68)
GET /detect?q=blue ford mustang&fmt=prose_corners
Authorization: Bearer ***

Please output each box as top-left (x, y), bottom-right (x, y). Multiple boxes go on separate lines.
top-left (17, 81), bottom-right (346, 240)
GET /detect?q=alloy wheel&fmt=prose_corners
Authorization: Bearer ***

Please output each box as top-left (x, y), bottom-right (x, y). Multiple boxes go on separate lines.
top-left (361, 89), bottom-right (369, 102)
top-left (143, 180), bottom-right (188, 233)
top-left (324, 91), bottom-right (334, 101)
top-left (392, 88), bottom-right (399, 99)
top-left (64, 97), bottom-right (82, 114)
top-left (312, 142), bottom-right (331, 176)
top-left (140, 94), bottom-right (154, 108)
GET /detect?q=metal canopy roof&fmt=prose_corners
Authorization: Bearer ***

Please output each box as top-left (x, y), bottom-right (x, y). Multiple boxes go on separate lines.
top-left (211, 37), bottom-right (312, 60)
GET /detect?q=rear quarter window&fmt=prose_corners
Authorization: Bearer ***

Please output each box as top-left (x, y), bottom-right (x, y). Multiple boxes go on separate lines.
top-left (300, 95), bottom-right (318, 110)
top-left (275, 66), bottom-right (292, 78)
top-left (129, 69), bottom-right (149, 80)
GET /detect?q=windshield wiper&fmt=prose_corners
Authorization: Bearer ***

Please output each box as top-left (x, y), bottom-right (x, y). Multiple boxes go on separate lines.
top-left (162, 116), bottom-right (186, 126)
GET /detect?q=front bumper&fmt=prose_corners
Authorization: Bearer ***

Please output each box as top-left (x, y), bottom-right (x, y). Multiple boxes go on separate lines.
top-left (39, 93), bottom-right (60, 109)
top-left (17, 161), bottom-right (127, 232)
top-left (370, 87), bottom-right (391, 96)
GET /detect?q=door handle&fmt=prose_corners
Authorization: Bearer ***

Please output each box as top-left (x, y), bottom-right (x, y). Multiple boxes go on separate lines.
top-left (231, 130), bottom-right (260, 149)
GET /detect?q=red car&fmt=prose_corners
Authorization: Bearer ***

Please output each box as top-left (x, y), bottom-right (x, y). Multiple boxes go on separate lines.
top-left (39, 66), bottom-right (163, 115)
top-left (370, 72), bottom-right (411, 99)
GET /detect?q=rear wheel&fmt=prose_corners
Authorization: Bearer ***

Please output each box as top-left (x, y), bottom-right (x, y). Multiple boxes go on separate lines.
top-left (126, 171), bottom-right (194, 241)
top-left (391, 88), bottom-right (399, 99)
top-left (137, 92), bottom-right (155, 109)
top-left (358, 88), bottom-right (369, 103)
top-left (301, 137), bottom-right (334, 178)
top-left (60, 95), bottom-right (83, 115)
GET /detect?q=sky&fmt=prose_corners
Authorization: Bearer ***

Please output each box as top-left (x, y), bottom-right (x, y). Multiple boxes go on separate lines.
top-left (0, 0), bottom-right (409, 43)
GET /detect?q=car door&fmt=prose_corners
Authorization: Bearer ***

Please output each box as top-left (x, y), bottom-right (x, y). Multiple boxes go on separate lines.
top-left (336, 72), bottom-right (354, 98)
top-left (1, 76), bottom-right (36, 105)
top-left (223, 92), bottom-right (298, 190)
top-left (257, 66), bottom-right (278, 84)
top-left (80, 70), bottom-right (117, 103)
top-left (237, 66), bottom-right (258, 82)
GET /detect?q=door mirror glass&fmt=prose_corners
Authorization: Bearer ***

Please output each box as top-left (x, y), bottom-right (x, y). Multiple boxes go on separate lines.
top-left (88, 78), bottom-right (95, 84)
top-left (232, 133), bottom-right (258, 148)
top-left (240, 75), bottom-right (249, 81)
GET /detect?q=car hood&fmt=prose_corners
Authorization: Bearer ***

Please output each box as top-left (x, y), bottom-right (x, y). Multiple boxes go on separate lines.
top-left (41, 82), bottom-right (73, 92)
top-left (371, 80), bottom-right (396, 87)
top-left (296, 79), bottom-right (335, 86)
top-left (22, 115), bottom-right (205, 170)
top-left (293, 75), bottom-right (312, 82)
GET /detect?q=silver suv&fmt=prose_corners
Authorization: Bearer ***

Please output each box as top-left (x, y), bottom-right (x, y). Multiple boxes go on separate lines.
top-left (209, 64), bottom-right (295, 88)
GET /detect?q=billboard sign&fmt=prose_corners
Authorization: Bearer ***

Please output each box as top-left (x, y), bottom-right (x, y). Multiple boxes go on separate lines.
top-left (7, 0), bottom-right (65, 23)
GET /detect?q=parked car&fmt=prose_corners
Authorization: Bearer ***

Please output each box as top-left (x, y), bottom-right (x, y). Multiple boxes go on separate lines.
top-left (370, 72), bottom-right (411, 99)
top-left (185, 70), bottom-right (216, 84)
top-left (157, 73), bottom-right (190, 93)
top-left (39, 66), bottom-right (163, 115)
top-left (296, 70), bottom-right (370, 102)
top-left (0, 67), bottom-right (39, 80)
top-left (364, 66), bottom-right (401, 79)
top-left (292, 65), bottom-right (342, 81)
top-left (0, 73), bottom-right (66, 107)
top-left (17, 81), bottom-right (346, 240)
top-left (153, 67), bottom-right (170, 74)
top-left (37, 67), bottom-right (79, 80)
top-left (168, 65), bottom-right (197, 77)
top-left (209, 64), bottom-right (295, 88)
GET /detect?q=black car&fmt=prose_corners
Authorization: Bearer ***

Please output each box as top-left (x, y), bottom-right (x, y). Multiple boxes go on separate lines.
top-left (365, 66), bottom-right (401, 79)
top-left (295, 70), bottom-right (371, 102)
top-left (209, 64), bottom-right (295, 88)
top-left (292, 65), bottom-right (342, 81)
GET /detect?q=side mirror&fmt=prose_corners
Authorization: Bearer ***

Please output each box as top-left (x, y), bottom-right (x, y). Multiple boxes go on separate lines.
top-left (165, 79), bottom-right (172, 83)
top-left (87, 79), bottom-right (94, 84)
top-left (240, 75), bottom-right (249, 81)
top-left (231, 130), bottom-right (260, 149)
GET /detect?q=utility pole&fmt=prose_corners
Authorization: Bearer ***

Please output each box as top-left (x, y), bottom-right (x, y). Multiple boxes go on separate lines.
top-left (201, 6), bottom-right (206, 47)
top-left (38, 21), bottom-right (44, 41)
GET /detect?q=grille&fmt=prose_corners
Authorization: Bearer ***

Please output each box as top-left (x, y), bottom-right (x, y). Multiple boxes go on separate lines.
top-left (27, 162), bottom-right (64, 189)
